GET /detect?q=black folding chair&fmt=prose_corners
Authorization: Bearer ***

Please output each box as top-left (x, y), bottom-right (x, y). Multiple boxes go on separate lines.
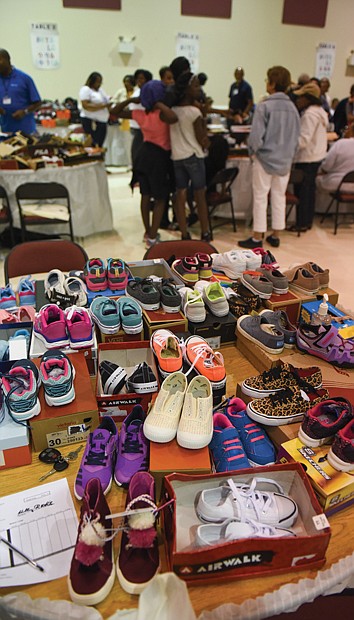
top-left (320, 170), bottom-right (354, 234)
top-left (15, 182), bottom-right (74, 242)
top-left (206, 167), bottom-right (239, 236)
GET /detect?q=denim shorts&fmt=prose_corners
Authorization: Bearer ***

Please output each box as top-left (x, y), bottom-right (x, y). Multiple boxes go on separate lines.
top-left (173, 155), bottom-right (206, 190)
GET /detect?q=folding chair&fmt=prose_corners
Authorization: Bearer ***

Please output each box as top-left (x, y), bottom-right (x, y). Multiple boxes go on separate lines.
top-left (285, 168), bottom-right (305, 237)
top-left (0, 185), bottom-right (15, 247)
top-left (143, 239), bottom-right (218, 261)
top-left (4, 239), bottom-right (88, 281)
top-left (206, 167), bottom-right (239, 236)
top-left (320, 170), bottom-right (354, 234)
top-left (15, 182), bottom-right (74, 242)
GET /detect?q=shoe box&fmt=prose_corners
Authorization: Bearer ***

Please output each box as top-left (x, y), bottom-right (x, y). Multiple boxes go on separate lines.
top-left (0, 410), bottom-right (31, 470)
top-left (96, 341), bottom-right (159, 422)
top-left (300, 299), bottom-right (354, 339)
top-left (97, 326), bottom-right (144, 345)
top-left (161, 463), bottom-right (331, 584)
top-left (187, 311), bottom-right (236, 349)
top-left (278, 439), bottom-right (354, 516)
top-left (30, 327), bottom-right (98, 376)
top-left (128, 258), bottom-right (184, 287)
top-left (262, 290), bottom-right (302, 324)
top-left (143, 308), bottom-right (188, 340)
top-left (236, 331), bottom-right (297, 373)
top-left (30, 352), bottom-right (99, 452)
top-left (292, 287), bottom-right (339, 310)
top-left (150, 439), bottom-right (211, 499)
top-left (280, 352), bottom-right (354, 396)
top-left (0, 321), bottom-right (33, 367)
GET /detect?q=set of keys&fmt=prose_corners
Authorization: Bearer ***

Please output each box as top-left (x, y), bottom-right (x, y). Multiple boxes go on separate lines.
top-left (38, 445), bottom-right (84, 481)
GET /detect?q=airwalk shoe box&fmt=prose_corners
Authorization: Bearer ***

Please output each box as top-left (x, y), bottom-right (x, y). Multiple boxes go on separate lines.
top-left (161, 463), bottom-right (330, 584)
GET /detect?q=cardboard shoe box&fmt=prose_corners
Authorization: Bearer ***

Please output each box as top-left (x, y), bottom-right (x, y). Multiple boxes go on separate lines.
top-left (235, 331), bottom-right (296, 373)
top-left (143, 308), bottom-right (188, 340)
top-left (262, 290), bottom-right (302, 325)
top-left (0, 411), bottom-right (31, 470)
top-left (128, 258), bottom-right (184, 287)
top-left (278, 438), bottom-right (354, 515)
top-left (188, 311), bottom-right (236, 349)
top-left (30, 352), bottom-right (99, 452)
top-left (161, 463), bottom-right (330, 584)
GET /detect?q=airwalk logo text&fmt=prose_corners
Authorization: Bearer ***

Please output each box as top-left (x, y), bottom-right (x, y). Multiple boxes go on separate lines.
top-left (178, 550), bottom-right (274, 575)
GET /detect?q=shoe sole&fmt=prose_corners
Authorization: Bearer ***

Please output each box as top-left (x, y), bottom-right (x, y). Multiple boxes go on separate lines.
top-left (241, 382), bottom-right (283, 399)
top-left (126, 291), bottom-right (159, 311)
top-left (33, 329), bottom-right (70, 349)
top-left (212, 264), bottom-right (245, 279)
top-left (237, 318), bottom-right (284, 355)
top-left (240, 275), bottom-right (272, 300)
top-left (161, 303), bottom-right (182, 313)
top-left (126, 380), bottom-right (158, 394)
top-left (177, 429), bottom-right (213, 450)
top-left (288, 283), bottom-right (319, 295)
top-left (327, 448), bottom-right (354, 472)
top-left (204, 300), bottom-right (229, 317)
top-left (68, 548), bottom-right (115, 606)
top-left (116, 562), bottom-right (160, 595)
top-left (121, 321), bottom-right (143, 334)
top-left (90, 314), bottom-right (120, 335)
top-left (272, 286), bottom-right (289, 295)
top-left (68, 336), bottom-right (94, 349)
top-left (185, 310), bottom-right (207, 323)
top-left (9, 399), bottom-right (41, 421)
top-left (246, 402), bottom-right (304, 426)
top-left (298, 426), bottom-right (332, 448)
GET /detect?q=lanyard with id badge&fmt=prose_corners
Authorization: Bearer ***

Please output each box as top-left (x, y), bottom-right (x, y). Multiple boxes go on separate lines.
top-left (1, 77), bottom-right (12, 106)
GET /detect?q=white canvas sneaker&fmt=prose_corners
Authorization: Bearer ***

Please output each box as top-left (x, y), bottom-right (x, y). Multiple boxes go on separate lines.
top-left (143, 372), bottom-right (187, 443)
top-left (211, 251), bottom-right (247, 279)
top-left (194, 281), bottom-right (229, 317)
top-left (196, 517), bottom-right (295, 547)
top-left (177, 376), bottom-right (213, 449)
top-left (236, 250), bottom-right (262, 271)
top-left (179, 286), bottom-right (206, 323)
top-left (196, 477), bottom-right (298, 529)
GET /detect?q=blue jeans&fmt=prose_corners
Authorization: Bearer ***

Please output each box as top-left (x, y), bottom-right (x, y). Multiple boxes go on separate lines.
top-left (173, 155), bottom-right (206, 190)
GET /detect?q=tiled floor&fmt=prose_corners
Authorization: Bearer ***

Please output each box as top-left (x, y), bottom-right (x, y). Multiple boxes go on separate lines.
top-left (2, 167), bottom-right (354, 311)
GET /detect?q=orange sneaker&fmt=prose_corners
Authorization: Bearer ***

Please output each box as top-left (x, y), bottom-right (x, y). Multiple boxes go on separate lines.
top-left (184, 335), bottom-right (226, 389)
top-left (150, 329), bottom-right (183, 377)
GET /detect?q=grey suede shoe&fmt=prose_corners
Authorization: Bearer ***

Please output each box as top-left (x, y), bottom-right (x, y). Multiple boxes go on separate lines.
top-left (259, 267), bottom-right (289, 295)
top-left (237, 314), bottom-right (284, 354)
top-left (240, 272), bottom-right (273, 299)
top-left (259, 309), bottom-right (296, 348)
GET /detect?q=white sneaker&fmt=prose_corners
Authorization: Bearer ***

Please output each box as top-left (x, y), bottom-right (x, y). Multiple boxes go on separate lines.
top-left (45, 269), bottom-right (66, 301)
top-left (177, 376), bottom-right (213, 449)
top-left (179, 286), bottom-right (206, 323)
top-left (196, 477), bottom-right (298, 528)
top-left (196, 517), bottom-right (295, 547)
top-left (211, 251), bottom-right (247, 279)
top-left (194, 281), bottom-right (229, 317)
top-left (64, 276), bottom-right (88, 307)
top-left (234, 250), bottom-right (262, 271)
top-left (143, 372), bottom-right (187, 443)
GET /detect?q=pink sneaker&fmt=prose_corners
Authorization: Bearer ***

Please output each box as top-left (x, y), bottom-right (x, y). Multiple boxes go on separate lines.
top-left (84, 258), bottom-right (107, 292)
top-left (65, 306), bottom-right (94, 349)
top-left (171, 257), bottom-right (199, 284)
top-left (34, 304), bottom-right (69, 348)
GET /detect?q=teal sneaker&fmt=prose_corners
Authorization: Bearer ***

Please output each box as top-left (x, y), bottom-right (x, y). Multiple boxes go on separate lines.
top-left (89, 297), bottom-right (120, 334)
top-left (117, 296), bottom-right (143, 334)
top-left (2, 359), bottom-right (41, 421)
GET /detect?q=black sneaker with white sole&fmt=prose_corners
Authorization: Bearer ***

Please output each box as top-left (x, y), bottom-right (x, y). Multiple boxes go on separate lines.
top-left (126, 362), bottom-right (158, 394)
top-left (126, 278), bottom-right (160, 311)
top-left (158, 280), bottom-right (181, 313)
top-left (99, 361), bottom-right (127, 395)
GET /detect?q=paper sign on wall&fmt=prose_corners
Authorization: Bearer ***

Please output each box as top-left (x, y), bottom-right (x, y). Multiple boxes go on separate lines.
top-left (176, 32), bottom-right (199, 73)
top-left (31, 23), bottom-right (60, 69)
top-left (315, 42), bottom-right (336, 78)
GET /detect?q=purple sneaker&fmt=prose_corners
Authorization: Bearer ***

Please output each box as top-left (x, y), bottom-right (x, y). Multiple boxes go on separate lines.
top-left (296, 323), bottom-right (354, 368)
top-left (115, 405), bottom-right (149, 488)
top-left (74, 416), bottom-right (118, 500)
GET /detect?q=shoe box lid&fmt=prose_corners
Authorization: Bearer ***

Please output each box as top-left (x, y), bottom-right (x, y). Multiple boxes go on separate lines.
top-left (278, 439), bottom-right (354, 515)
top-left (161, 462), bottom-right (330, 584)
top-left (128, 258), bottom-right (185, 288)
top-left (236, 331), bottom-right (297, 374)
top-left (262, 290), bottom-right (301, 325)
top-left (96, 341), bottom-right (159, 421)
top-left (0, 322), bottom-right (33, 370)
top-left (30, 352), bottom-right (99, 452)
top-left (188, 310), bottom-right (236, 349)
top-left (143, 308), bottom-right (188, 340)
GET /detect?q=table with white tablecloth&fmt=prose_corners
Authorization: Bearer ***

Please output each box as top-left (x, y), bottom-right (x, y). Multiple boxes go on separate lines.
top-left (0, 160), bottom-right (113, 238)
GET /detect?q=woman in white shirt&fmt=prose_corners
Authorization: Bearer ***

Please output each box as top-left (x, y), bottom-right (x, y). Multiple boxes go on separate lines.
top-left (79, 72), bottom-right (111, 146)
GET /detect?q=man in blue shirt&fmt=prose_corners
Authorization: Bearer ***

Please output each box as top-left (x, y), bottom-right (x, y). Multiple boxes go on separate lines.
top-left (228, 67), bottom-right (254, 123)
top-left (0, 49), bottom-right (41, 134)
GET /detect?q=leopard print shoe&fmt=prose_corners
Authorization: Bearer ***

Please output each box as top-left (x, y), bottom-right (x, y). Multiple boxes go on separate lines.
top-left (241, 363), bottom-right (322, 399)
top-left (246, 385), bottom-right (329, 426)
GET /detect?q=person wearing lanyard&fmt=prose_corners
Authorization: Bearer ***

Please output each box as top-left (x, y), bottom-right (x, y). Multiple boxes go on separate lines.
top-left (0, 49), bottom-right (41, 134)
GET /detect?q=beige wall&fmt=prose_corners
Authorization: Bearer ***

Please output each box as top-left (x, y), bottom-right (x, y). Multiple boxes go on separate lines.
top-left (1, 0), bottom-right (354, 105)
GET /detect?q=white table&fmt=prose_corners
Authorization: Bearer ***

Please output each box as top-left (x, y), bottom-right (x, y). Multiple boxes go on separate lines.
top-left (103, 124), bottom-right (131, 167)
top-left (0, 160), bottom-right (113, 238)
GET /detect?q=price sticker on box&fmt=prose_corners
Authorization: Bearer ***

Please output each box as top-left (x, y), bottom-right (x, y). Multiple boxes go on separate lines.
top-left (46, 426), bottom-right (90, 448)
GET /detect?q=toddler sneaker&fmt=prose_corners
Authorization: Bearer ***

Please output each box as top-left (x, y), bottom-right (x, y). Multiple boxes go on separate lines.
top-left (117, 472), bottom-right (159, 595)
top-left (196, 518), bottom-right (294, 547)
top-left (115, 405), bottom-right (149, 487)
top-left (259, 266), bottom-right (288, 295)
top-left (126, 278), bottom-right (160, 311)
top-left (194, 281), bottom-right (229, 317)
top-left (2, 359), bottom-right (41, 421)
top-left (68, 478), bottom-right (115, 606)
top-left (177, 376), bottom-right (213, 450)
top-left (74, 416), bottom-right (118, 500)
top-left (218, 397), bottom-right (276, 466)
top-left (84, 258), bottom-right (107, 292)
top-left (241, 362), bottom-right (322, 399)
top-left (237, 314), bottom-right (284, 355)
top-left (64, 276), bottom-right (88, 307)
top-left (246, 384), bottom-right (329, 426)
top-left (40, 350), bottom-right (75, 407)
top-left (65, 306), bottom-right (94, 349)
top-left (298, 398), bottom-right (353, 448)
top-left (296, 323), bottom-right (354, 368)
top-left (157, 280), bottom-right (181, 313)
top-left (17, 276), bottom-right (36, 306)
top-left (143, 372), bottom-right (187, 443)
top-left (179, 286), bottom-right (206, 323)
top-left (34, 304), bottom-right (69, 348)
top-left (211, 251), bottom-right (247, 279)
top-left (117, 296), bottom-right (143, 334)
top-left (107, 258), bottom-right (129, 291)
top-left (99, 361), bottom-right (127, 395)
top-left (196, 477), bottom-right (298, 528)
top-left (283, 266), bottom-right (320, 295)
top-left (259, 309), bottom-right (296, 348)
top-left (301, 262), bottom-right (329, 289)
top-left (171, 257), bottom-right (199, 285)
top-left (195, 253), bottom-right (213, 279)
top-left (45, 269), bottom-right (66, 302)
top-left (184, 335), bottom-right (226, 390)
top-left (150, 329), bottom-right (183, 377)
top-left (126, 362), bottom-right (158, 394)
top-left (90, 297), bottom-right (120, 334)
top-left (0, 284), bottom-right (16, 310)
top-left (209, 413), bottom-right (251, 472)
top-left (241, 271), bottom-right (273, 299)
top-left (328, 418), bottom-right (354, 472)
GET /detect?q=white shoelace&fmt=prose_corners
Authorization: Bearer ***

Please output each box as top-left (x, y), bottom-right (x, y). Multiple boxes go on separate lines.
top-left (227, 477), bottom-right (284, 522)
top-left (185, 342), bottom-right (224, 377)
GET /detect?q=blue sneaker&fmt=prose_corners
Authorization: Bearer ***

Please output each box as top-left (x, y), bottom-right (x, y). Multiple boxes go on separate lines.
top-left (209, 413), bottom-right (250, 472)
top-left (117, 296), bottom-right (143, 334)
top-left (40, 350), bottom-right (76, 407)
top-left (9, 329), bottom-right (31, 354)
top-left (0, 284), bottom-right (16, 310)
top-left (220, 397), bottom-right (276, 466)
top-left (18, 276), bottom-right (36, 306)
top-left (2, 359), bottom-right (41, 421)
top-left (89, 297), bottom-right (120, 334)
